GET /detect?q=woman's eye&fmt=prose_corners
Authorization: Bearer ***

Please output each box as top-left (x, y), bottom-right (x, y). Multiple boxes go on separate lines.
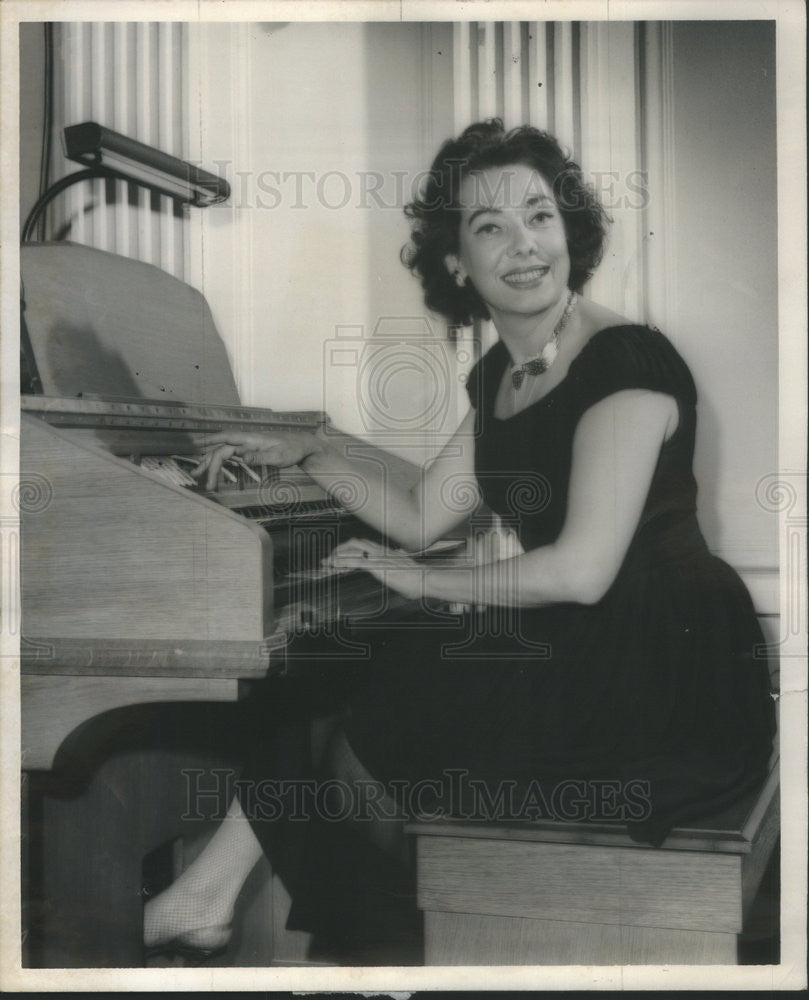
top-left (474, 222), bottom-right (500, 235)
top-left (530, 211), bottom-right (554, 224)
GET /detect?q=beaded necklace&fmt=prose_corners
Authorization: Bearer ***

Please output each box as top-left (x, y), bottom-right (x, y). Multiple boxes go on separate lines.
top-left (509, 291), bottom-right (578, 389)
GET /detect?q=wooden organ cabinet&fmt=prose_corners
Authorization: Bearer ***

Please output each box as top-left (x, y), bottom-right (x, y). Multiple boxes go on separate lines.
top-left (19, 242), bottom-right (428, 967)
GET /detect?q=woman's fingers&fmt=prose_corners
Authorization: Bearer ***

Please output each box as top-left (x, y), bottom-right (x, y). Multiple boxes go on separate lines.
top-left (191, 443), bottom-right (236, 490)
top-left (192, 431), bottom-right (250, 448)
top-left (190, 451), bottom-right (213, 476)
top-left (190, 432), bottom-right (293, 469)
top-left (319, 539), bottom-right (423, 599)
top-left (326, 541), bottom-right (365, 567)
top-left (329, 538), bottom-right (383, 559)
top-left (325, 538), bottom-right (404, 569)
top-left (208, 445), bottom-right (236, 490)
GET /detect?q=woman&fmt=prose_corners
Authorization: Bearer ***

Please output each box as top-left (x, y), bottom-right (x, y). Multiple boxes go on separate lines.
top-left (144, 120), bottom-right (775, 961)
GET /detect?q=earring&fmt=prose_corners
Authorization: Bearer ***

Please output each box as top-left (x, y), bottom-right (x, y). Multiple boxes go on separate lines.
top-left (454, 270), bottom-right (466, 288)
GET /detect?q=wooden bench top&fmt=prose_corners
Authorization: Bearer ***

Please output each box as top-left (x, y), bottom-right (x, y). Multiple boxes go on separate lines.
top-left (406, 756), bottom-right (779, 856)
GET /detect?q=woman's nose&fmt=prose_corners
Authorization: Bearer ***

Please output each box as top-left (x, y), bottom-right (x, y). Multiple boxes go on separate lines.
top-left (508, 223), bottom-right (538, 256)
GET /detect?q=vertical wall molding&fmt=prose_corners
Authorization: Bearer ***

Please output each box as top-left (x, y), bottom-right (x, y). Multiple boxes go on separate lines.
top-left (230, 23), bottom-right (255, 402)
top-left (50, 22), bottom-right (187, 280)
top-left (477, 22), bottom-right (498, 119)
top-left (453, 22), bottom-right (473, 133)
top-left (551, 22), bottom-right (576, 149)
top-left (579, 21), bottom-right (643, 320)
top-left (419, 24), bottom-right (435, 168)
top-left (641, 21), bottom-right (677, 334)
top-left (502, 22), bottom-right (522, 126)
top-left (451, 19), bottom-right (647, 328)
top-left (183, 20), bottom-right (208, 302)
top-left (452, 23), bottom-right (580, 150)
top-left (183, 24), bottom-right (255, 402)
top-left (526, 24), bottom-right (549, 128)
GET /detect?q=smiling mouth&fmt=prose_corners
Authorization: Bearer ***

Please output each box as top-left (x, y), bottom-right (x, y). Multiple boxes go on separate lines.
top-left (502, 266), bottom-right (550, 286)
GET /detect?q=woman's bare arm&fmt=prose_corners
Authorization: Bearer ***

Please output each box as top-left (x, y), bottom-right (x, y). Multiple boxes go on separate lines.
top-left (300, 408), bottom-right (479, 550)
top-left (194, 408), bottom-right (480, 550)
top-left (331, 390), bottom-right (679, 606)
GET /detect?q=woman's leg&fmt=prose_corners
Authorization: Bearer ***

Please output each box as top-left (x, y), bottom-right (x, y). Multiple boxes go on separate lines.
top-left (325, 728), bottom-right (409, 866)
top-left (143, 795), bottom-right (263, 952)
top-left (143, 726), bottom-right (406, 952)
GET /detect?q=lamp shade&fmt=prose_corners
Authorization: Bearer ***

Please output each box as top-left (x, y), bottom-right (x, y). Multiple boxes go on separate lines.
top-left (62, 122), bottom-right (230, 206)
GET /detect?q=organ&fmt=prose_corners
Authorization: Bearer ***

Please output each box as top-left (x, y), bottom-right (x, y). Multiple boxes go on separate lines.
top-left (19, 242), bottom-right (457, 768)
top-left (18, 242), bottom-right (457, 966)
top-left (21, 395), bottom-right (415, 675)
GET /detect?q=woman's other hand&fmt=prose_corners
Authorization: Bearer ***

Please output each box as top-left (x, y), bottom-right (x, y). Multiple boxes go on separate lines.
top-left (190, 430), bottom-right (322, 490)
top-left (324, 538), bottom-right (424, 600)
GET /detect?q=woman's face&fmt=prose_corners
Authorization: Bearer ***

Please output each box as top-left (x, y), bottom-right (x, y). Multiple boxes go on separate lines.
top-left (449, 162), bottom-right (571, 326)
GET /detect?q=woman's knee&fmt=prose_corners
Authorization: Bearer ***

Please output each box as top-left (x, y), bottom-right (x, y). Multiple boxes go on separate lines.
top-left (324, 728), bottom-right (408, 862)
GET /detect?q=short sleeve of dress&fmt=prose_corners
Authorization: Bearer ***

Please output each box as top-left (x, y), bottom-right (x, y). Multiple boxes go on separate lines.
top-left (465, 340), bottom-right (507, 412)
top-left (465, 355), bottom-right (483, 411)
top-left (570, 325), bottom-right (697, 414)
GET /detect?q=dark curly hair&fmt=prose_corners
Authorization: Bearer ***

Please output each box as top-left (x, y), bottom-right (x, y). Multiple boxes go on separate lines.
top-left (402, 119), bottom-right (610, 328)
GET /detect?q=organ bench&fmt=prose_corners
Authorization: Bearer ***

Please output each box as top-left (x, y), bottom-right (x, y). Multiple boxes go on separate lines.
top-left (406, 755), bottom-right (779, 966)
top-left (403, 574), bottom-right (781, 968)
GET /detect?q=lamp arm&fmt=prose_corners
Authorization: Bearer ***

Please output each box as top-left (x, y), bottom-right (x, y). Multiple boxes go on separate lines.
top-left (21, 167), bottom-right (110, 244)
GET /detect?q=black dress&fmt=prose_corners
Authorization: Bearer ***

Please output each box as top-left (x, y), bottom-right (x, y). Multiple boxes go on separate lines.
top-left (344, 324), bottom-right (776, 846)
top-left (241, 324), bottom-right (775, 952)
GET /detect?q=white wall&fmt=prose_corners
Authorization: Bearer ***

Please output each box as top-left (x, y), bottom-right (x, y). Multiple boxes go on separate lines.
top-left (188, 22), bottom-right (456, 466)
top-left (668, 21), bottom-right (777, 570)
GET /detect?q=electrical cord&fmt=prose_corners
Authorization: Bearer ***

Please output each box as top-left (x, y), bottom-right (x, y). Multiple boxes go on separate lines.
top-left (35, 22), bottom-right (55, 241)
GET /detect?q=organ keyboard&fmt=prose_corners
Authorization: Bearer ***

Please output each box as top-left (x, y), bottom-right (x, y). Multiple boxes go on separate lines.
top-left (20, 393), bottom-right (443, 682)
